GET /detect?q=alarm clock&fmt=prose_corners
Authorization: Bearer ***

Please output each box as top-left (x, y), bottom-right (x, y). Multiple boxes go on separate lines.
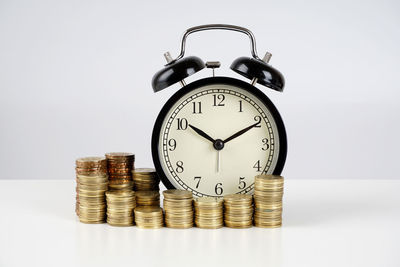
top-left (151, 24), bottom-right (287, 197)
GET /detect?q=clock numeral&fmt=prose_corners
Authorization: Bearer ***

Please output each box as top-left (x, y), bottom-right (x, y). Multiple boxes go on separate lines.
top-left (238, 177), bottom-right (246, 189)
top-left (175, 161), bottom-right (184, 173)
top-left (238, 100), bottom-right (243, 112)
top-left (215, 182), bottom-right (223, 195)
top-left (262, 138), bottom-right (269, 150)
top-left (176, 118), bottom-right (188, 130)
top-left (253, 160), bottom-right (262, 172)
top-left (168, 139), bottom-right (177, 151)
top-left (194, 176), bottom-right (201, 188)
top-left (192, 102), bottom-right (202, 114)
top-left (213, 94), bottom-right (225, 107)
top-left (254, 116), bottom-right (262, 128)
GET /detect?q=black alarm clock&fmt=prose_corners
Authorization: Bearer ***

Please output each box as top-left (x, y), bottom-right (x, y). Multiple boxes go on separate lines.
top-left (151, 24), bottom-right (287, 197)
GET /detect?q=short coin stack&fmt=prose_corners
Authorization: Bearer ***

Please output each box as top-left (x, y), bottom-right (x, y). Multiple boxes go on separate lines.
top-left (106, 190), bottom-right (136, 226)
top-left (163, 189), bottom-right (193, 229)
top-left (194, 197), bottom-right (223, 229)
top-left (254, 174), bottom-right (284, 228)
top-left (132, 168), bottom-right (160, 191)
top-left (136, 191), bottom-right (160, 207)
top-left (106, 152), bottom-right (135, 191)
top-left (75, 157), bottom-right (108, 223)
top-left (223, 194), bottom-right (253, 228)
top-left (134, 206), bottom-right (164, 229)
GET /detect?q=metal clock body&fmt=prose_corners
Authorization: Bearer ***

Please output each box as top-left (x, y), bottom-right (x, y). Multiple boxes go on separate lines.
top-left (151, 77), bottom-right (287, 197)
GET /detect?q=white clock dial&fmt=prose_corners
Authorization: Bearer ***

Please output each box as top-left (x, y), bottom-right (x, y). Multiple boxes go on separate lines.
top-left (158, 83), bottom-right (281, 197)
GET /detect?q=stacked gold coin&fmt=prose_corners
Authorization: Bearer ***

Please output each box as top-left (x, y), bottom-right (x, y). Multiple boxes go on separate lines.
top-left (136, 191), bottom-right (160, 207)
top-left (106, 152), bottom-right (135, 191)
top-left (163, 189), bottom-right (193, 229)
top-left (132, 168), bottom-right (160, 191)
top-left (106, 190), bottom-right (136, 226)
top-left (134, 206), bottom-right (164, 229)
top-left (194, 197), bottom-right (223, 229)
top-left (223, 194), bottom-right (253, 228)
top-left (75, 157), bottom-right (108, 223)
top-left (254, 174), bottom-right (284, 228)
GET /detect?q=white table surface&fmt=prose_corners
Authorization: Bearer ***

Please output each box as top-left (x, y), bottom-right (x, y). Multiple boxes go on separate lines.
top-left (0, 179), bottom-right (399, 267)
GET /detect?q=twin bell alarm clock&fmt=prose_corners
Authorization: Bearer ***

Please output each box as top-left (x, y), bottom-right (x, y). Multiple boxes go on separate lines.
top-left (151, 24), bottom-right (287, 197)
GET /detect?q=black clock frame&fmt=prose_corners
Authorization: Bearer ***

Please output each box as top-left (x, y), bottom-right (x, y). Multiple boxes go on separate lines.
top-left (151, 76), bottom-right (287, 191)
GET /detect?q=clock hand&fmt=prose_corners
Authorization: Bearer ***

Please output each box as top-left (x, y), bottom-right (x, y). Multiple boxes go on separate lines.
top-left (188, 124), bottom-right (216, 144)
top-left (217, 150), bottom-right (220, 173)
top-left (223, 121), bottom-right (260, 144)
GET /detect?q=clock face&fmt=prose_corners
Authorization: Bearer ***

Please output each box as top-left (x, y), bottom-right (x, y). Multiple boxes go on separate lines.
top-left (152, 77), bottom-right (286, 197)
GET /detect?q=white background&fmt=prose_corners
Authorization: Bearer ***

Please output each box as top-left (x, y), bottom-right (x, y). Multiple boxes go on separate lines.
top-left (0, 0), bottom-right (399, 180)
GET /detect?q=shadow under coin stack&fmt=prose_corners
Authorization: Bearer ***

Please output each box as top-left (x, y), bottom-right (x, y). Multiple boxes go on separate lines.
top-left (106, 190), bottom-right (136, 226)
top-left (132, 168), bottom-right (160, 191)
top-left (223, 194), bottom-right (253, 228)
top-left (163, 189), bottom-right (193, 229)
top-left (105, 153), bottom-right (135, 191)
top-left (135, 191), bottom-right (160, 207)
top-left (194, 197), bottom-right (223, 229)
top-left (134, 206), bottom-right (164, 229)
top-left (254, 174), bottom-right (284, 228)
top-left (75, 157), bottom-right (108, 223)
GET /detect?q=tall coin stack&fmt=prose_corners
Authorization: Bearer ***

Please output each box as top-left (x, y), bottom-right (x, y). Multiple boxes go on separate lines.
top-left (194, 197), bottom-right (223, 229)
top-left (223, 194), bottom-right (253, 228)
top-left (75, 157), bottom-right (108, 223)
top-left (105, 152), bottom-right (135, 191)
top-left (132, 168), bottom-right (160, 191)
top-left (134, 206), bottom-right (164, 229)
top-left (254, 174), bottom-right (284, 228)
top-left (106, 190), bottom-right (136, 226)
top-left (163, 189), bottom-right (193, 229)
top-left (136, 191), bottom-right (160, 207)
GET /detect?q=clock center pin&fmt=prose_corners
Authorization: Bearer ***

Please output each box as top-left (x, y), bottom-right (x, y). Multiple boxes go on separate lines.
top-left (213, 139), bottom-right (225, 150)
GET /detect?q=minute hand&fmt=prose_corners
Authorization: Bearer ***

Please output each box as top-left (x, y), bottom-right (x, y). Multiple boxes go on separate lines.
top-left (223, 122), bottom-right (260, 143)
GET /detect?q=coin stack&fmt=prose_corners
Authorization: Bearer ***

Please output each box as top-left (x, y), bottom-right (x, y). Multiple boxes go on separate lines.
top-left (132, 168), bottom-right (160, 191)
top-left (254, 174), bottom-right (284, 228)
top-left (134, 206), bottom-right (164, 229)
top-left (223, 194), bottom-right (253, 228)
top-left (75, 157), bottom-right (108, 223)
top-left (106, 190), bottom-right (136, 226)
top-left (163, 189), bottom-right (194, 229)
top-left (136, 191), bottom-right (160, 207)
top-left (106, 152), bottom-right (135, 191)
top-left (194, 197), bottom-right (223, 229)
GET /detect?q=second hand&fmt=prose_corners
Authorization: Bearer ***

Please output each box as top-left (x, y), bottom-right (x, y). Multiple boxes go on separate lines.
top-left (217, 150), bottom-right (221, 173)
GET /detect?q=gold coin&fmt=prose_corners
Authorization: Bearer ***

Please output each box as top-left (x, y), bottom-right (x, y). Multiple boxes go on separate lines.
top-left (136, 191), bottom-right (160, 207)
top-left (76, 156), bottom-right (106, 167)
top-left (133, 168), bottom-right (156, 174)
top-left (255, 174), bottom-right (283, 182)
top-left (163, 189), bottom-right (193, 199)
top-left (134, 206), bottom-right (162, 214)
top-left (194, 197), bottom-right (223, 205)
top-left (79, 183), bottom-right (108, 190)
top-left (75, 168), bottom-right (107, 176)
top-left (105, 152), bottom-right (135, 159)
top-left (136, 191), bottom-right (159, 198)
top-left (106, 190), bottom-right (135, 198)
top-left (108, 174), bottom-right (132, 179)
top-left (134, 207), bottom-right (164, 229)
top-left (108, 179), bottom-right (132, 186)
top-left (224, 195), bottom-right (252, 201)
top-left (108, 161), bottom-right (134, 166)
top-left (108, 181), bottom-right (134, 187)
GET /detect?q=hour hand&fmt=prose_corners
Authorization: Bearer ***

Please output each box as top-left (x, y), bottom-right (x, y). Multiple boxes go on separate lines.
top-left (188, 124), bottom-right (216, 143)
